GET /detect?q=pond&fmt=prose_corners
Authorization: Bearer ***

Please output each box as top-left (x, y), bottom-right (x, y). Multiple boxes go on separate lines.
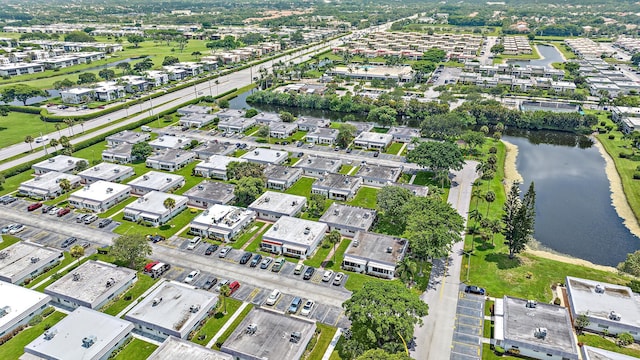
top-left (507, 44), bottom-right (565, 68)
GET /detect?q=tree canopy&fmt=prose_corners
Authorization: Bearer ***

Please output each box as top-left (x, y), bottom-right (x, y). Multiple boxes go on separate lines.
top-left (502, 182), bottom-right (536, 258)
top-left (131, 142), bottom-right (153, 160)
top-left (111, 234), bottom-right (152, 269)
top-left (234, 177), bottom-right (265, 207)
top-left (377, 185), bottom-right (413, 225)
top-left (367, 105), bottom-right (397, 128)
top-left (126, 34), bottom-right (145, 48)
top-left (77, 72), bottom-right (98, 85)
top-left (618, 250), bottom-right (640, 277)
top-left (227, 161), bottom-right (265, 180)
top-left (64, 31), bottom-right (95, 42)
top-left (406, 141), bottom-right (464, 186)
top-left (336, 123), bottom-right (357, 148)
top-left (0, 84), bottom-right (46, 106)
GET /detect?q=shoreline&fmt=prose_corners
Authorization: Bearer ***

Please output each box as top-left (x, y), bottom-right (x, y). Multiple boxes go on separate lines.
top-left (501, 138), bottom-right (620, 273)
top-left (593, 137), bottom-right (640, 238)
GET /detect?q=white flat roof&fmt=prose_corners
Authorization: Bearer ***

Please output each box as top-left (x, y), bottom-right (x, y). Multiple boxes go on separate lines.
top-left (125, 191), bottom-right (187, 214)
top-left (32, 155), bottom-right (85, 172)
top-left (24, 307), bottom-right (134, 360)
top-left (249, 191), bottom-right (306, 216)
top-left (0, 282), bottom-right (51, 334)
top-left (148, 336), bottom-right (233, 360)
top-left (127, 171), bottom-right (184, 191)
top-left (196, 155), bottom-right (245, 171)
top-left (70, 180), bottom-right (130, 202)
top-left (0, 241), bottom-right (62, 283)
top-left (21, 172), bottom-right (81, 192)
top-left (149, 135), bottom-right (192, 149)
top-left (355, 131), bottom-right (393, 144)
top-left (78, 163), bottom-right (134, 181)
top-left (263, 216), bottom-right (328, 247)
top-left (191, 204), bottom-right (255, 231)
top-left (240, 148), bottom-right (288, 164)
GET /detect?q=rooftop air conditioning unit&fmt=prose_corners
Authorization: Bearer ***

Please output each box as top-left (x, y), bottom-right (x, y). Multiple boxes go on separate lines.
top-left (143, 175), bottom-right (149, 180)
top-left (353, 240), bottom-right (359, 247)
top-left (44, 329), bottom-right (57, 340)
top-left (72, 273), bottom-right (81, 281)
top-left (291, 331), bottom-right (302, 343)
top-left (152, 297), bottom-right (163, 306)
top-left (246, 324), bottom-right (257, 334)
top-left (190, 304), bottom-right (200, 313)
top-left (48, 158), bottom-right (55, 163)
top-left (526, 300), bottom-right (537, 308)
top-left (0, 306), bottom-right (10, 318)
top-left (107, 188), bottom-right (113, 193)
top-left (0, 252), bottom-right (7, 260)
top-left (334, 209), bottom-right (339, 216)
top-left (304, 227), bottom-right (311, 235)
top-left (106, 278), bottom-right (115, 287)
top-left (94, 167), bottom-right (99, 171)
top-left (534, 327), bottom-right (547, 339)
top-left (113, 168), bottom-right (120, 173)
top-left (166, 178), bottom-right (172, 182)
top-left (197, 185), bottom-right (204, 190)
top-left (82, 335), bottom-right (97, 348)
top-left (30, 257), bottom-right (40, 263)
top-left (609, 311), bottom-right (621, 321)
top-left (68, 159), bottom-right (74, 164)
top-left (595, 284), bottom-right (605, 293)
top-left (386, 247), bottom-right (393, 253)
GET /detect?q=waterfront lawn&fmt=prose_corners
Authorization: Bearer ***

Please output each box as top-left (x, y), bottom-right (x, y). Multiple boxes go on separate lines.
top-left (0, 311), bottom-right (66, 360)
top-left (578, 333), bottom-right (640, 358)
top-left (102, 274), bottom-right (158, 316)
top-left (213, 303), bottom-right (254, 350)
top-left (113, 338), bottom-right (158, 360)
top-left (0, 235), bottom-right (21, 250)
top-left (191, 298), bottom-right (242, 346)
top-left (346, 187), bottom-right (379, 209)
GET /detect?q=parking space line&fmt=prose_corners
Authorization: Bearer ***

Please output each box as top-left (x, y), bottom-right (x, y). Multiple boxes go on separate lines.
top-left (245, 288), bottom-right (260, 302)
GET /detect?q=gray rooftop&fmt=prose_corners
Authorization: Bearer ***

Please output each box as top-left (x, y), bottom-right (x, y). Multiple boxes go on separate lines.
top-left (356, 164), bottom-right (403, 182)
top-left (264, 165), bottom-right (302, 182)
top-left (392, 183), bottom-right (429, 197)
top-left (196, 155), bottom-right (246, 171)
top-left (240, 148), bottom-right (288, 164)
top-left (296, 116), bottom-right (330, 128)
top-left (503, 296), bottom-right (578, 358)
top-left (78, 163), bottom-right (134, 181)
top-left (0, 241), bottom-right (62, 283)
top-left (269, 121), bottom-right (298, 134)
top-left (106, 130), bottom-right (150, 144)
top-left (127, 171), bottom-right (184, 192)
top-left (24, 307), bottom-right (133, 360)
top-left (149, 135), bottom-right (192, 149)
top-left (314, 173), bottom-right (361, 191)
top-left (194, 141), bottom-right (234, 158)
top-left (103, 143), bottom-right (132, 156)
top-left (345, 121), bottom-right (374, 134)
top-left (124, 281), bottom-right (218, 338)
top-left (215, 109), bottom-right (246, 119)
top-left (32, 155), bottom-right (85, 172)
top-left (254, 112), bottom-right (281, 123)
top-left (582, 345), bottom-right (639, 360)
top-left (178, 104), bottom-right (211, 115)
top-left (346, 231), bottom-right (406, 266)
top-left (147, 149), bottom-right (195, 163)
top-left (218, 116), bottom-right (257, 129)
top-left (295, 155), bottom-right (341, 173)
top-left (125, 191), bottom-right (187, 214)
top-left (388, 126), bottom-right (420, 138)
top-left (21, 171), bottom-right (81, 192)
top-left (355, 131), bottom-right (393, 144)
top-left (221, 308), bottom-right (316, 360)
top-left (249, 191), bottom-right (306, 216)
top-left (184, 181), bottom-right (236, 205)
top-left (263, 216), bottom-right (328, 247)
top-left (306, 127), bottom-right (339, 139)
top-left (45, 260), bottom-right (137, 308)
top-left (148, 336), bottom-right (233, 360)
top-left (319, 203), bottom-right (376, 231)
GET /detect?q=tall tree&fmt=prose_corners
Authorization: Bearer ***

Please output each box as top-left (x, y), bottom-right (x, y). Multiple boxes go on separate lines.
top-left (396, 257), bottom-right (417, 288)
top-left (111, 234), bottom-right (153, 269)
top-left (336, 123), bottom-right (357, 148)
top-left (131, 142), bottom-right (153, 160)
top-left (377, 185), bottom-right (413, 226)
top-left (234, 177), bottom-right (265, 207)
top-left (219, 284), bottom-right (231, 314)
top-left (226, 161), bottom-right (265, 180)
top-left (98, 69), bottom-right (115, 81)
top-left (59, 178), bottom-right (72, 199)
top-left (69, 244), bottom-right (85, 264)
top-left (163, 197), bottom-right (176, 218)
top-left (406, 141), bottom-right (464, 187)
top-left (77, 72), bottom-right (97, 85)
top-left (49, 138), bottom-right (59, 151)
top-left (324, 230), bottom-right (342, 263)
top-left (1, 84), bottom-right (46, 106)
top-left (116, 62), bottom-right (131, 75)
top-left (502, 182), bottom-right (536, 258)
top-left (367, 105), bottom-right (397, 128)
top-left (618, 250), bottom-right (640, 277)
top-left (279, 111), bottom-right (296, 122)
top-left (484, 190), bottom-right (496, 217)
top-left (24, 135), bottom-right (34, 152)
top-left (126, 34), bottom-right (145, 48)
top-left (343, 281), bottom-right (428, 356)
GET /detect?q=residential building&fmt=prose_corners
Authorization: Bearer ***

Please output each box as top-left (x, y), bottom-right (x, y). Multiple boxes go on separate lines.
top-left (519, 101), bottom-right (581, 113)
top-left (149, 136), bottom-right (193, 151)
top-left (24, 307), bottom-right (134, 360)
top-left (0, 62), bottom-right (45, 77)
top-left (393, 182), bottom-right (429, 197)
top-left (102, 143), bottom-right (134, 164)
top-left (120, 75), bottom-right (150, 93)
top-left (319, 203), bottom-right (376, 237)
top-left (78, 163), bottom-right (134, 184)
top-left (221, 309), bottom-right (316, 360)
top-left (179, 113), bottom-right (217, 128)
top-left (296, 116), bottom-right (330, 131)
top-left (253, 112), bottom-right (281, 124)
top-left (264, 165), bottom-right (302, 190)
top-left (494, 296), bottom-right (579, 360)
top-left (93, 81), bottom-right (126, 102)
top-left (68, 181), bottom-right (131, 213)
top-left (61, 87), bottom-right (95, 104)
top-left (18, 171), bottom-right (81, 200)
top-left (566, 276), bottom-right (640, 341)
top-left (194, 141), bottom-right (235, 159)
top-left (311, 173), bottom-right (362, 201)
top-left (145, 70), bottom-right (169, 87)
top-left (305, 128), bottom-right (339, 144)
top-left (355, 164), bottom-right (403, 187)
top-left (0, 282), bottom-right (51, 338)
top-left (294, 155), bottom-right (342, 177)
top-left (148, 336), bottom-right (233, 360)
top-left (343, 231), bottom-right (406, 279)
top-left (184, 181), bottom-right (235, 208)
top-left (582, 346), bottom-right (639, 360)
top-left (189, 204), bottom-right (256, 241)
top-left (45, 260), bottom-right (137, 310)
top-left (214, 109), bottom-right (246, 121)
top-left (346, 121), bottom-right (375, 135)
top-left (268, 122), bottom-right (298, 139)
top-left (32, 155), bottom-right (86, 175)
top-left (248, 191), bottom-right (306, 221)
top-left (105, 130), bottom-right (150, 147)
top-left (123, 191), bottom-right (188, 226)
top-left (0, 241), bottom-right (63, 285)
top-left (240, 148), bottom-right (288, 165)
top-left (127, 172), bottom-right (185, 196)
top-left (388, 126), bottom-right (420, 143)
top-left (194, 155), bottom-right (245, 180)
top-left (124, 281), bottom-right (218, 340)
top-left (146, 149), bottom-right (195, 172)
top-left (177, 104), bottom-right (210, 116)
top-left (261, 216), bottom-right (327, 258)
top-left (218, 117), bottom-right (257, 133)
top-left (354, 132), bottom-right (393, 150)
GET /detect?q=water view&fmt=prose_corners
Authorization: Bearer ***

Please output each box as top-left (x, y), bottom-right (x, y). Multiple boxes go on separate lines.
top-left (507, 44), bottom-right (565, 68)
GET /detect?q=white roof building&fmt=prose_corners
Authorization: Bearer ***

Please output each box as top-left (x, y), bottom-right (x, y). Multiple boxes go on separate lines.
top-left (240, 148), bottom-right (288, 165)
top-left (146, 149), bottom-right (196, 172)
top-left (102, 143), bottom-right (134, 164)
top-left (184, 180), bottom-right (236, 208)
top-left (18, 171), bottom-right (81, 200)
top-left (194, 155), bottom-right (245, 180)
top-left (123, 191), bottom-right (188, 226)
top-left (105, 130), bottom-right (150, 146)
top-left (127, 171), bottom-right (185, 196)
top-left (248, 191), bottom-right (306, 221)
top-left (261, 216), bottom-right (328, 259)
top-left (32, 155), bottom-right (86, 175)
top-left (355, 164), bottom-right (403, 188)
top-left (148, 336), bottom-right (233, 360)
top-left (68, 180), bottom-right (131, 213)
top-left (353, 132), bottom-right (393, 150)
top-left (77, 163), bottom-right (135, 184)
top-left (189, 204), bottom-right (256, 242)
top-left (149, 135), bottom-right (193, 150)
top-left (342, 231), bottom-right (406, 279)
top-left (0, 241), bottom-right (63, 285)
top-left (294, 155), bottom-right (342, 177)
top-left (0, 281), bottom-right (51, 337)
top-left (319, 203), bottom-right (376, 237)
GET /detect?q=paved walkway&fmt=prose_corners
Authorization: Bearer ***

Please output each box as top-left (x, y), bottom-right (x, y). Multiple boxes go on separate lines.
top-left (321, 328), bottom-right (343, 360)
top-left (116, 278), bottom-right (167, 318)
top-left (240, 222), bottom-right (270, 250)
top-left (320, 238), bottom-right (344, 268)
top-left (206, 301), bottom-right (250, 348)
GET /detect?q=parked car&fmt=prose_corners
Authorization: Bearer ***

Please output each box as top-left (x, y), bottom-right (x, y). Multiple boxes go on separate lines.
top-left (150, 262), bottom-right (170, 278)
top-left (146, 234), bottom-right (166, 243)
top-left (61, 237), bottom-right (77, 248)
top-left (1, 224), bottom-right (18, 234)
top-left (288, 297), bottom-right (302, 313)
top-left (202, 277), bottom-right (218, 290)
top-left (57, 208), bottom-right (70, 217)
top-left (322, 270), bottom-right (334, 282)
top-left (35, 136), bottom-right (49, 143)
top-left (204, 244), bottom-right (219, 255)
top-left (41, 205), bottom-right (54, 214)
top-left (27, 202), bottom-right (42, 211)
top-left (373, 151), bottom-right (380, 157)
top-left (81, 242), bottom-right (90, 249)
top-left (271, 258), bottom-right (285, 272)
top-left (9, 224), bottom-right (25, 234)
top-left (346, 148), bottom-right (353, 153)
top-left (76, 213), bottom-right (89, 223)
top-left (260, 257), bottom-right (273, 269)
top-left (239, 252), bottom-right (252, 264)
top-left (98, 218), bottom-right (113, 228)
top-left (294, 263), bottom-right (304, 275)
top-left (0, 196), bottom-right (16, 205)
top-left (250, 254), bottom-right (263, 267)
top-left (228, 280), bottom-right (240, 295)
top-left (333, 272), bottom-right (345, 286)
top-left (187, 236), bottom-right (201, 250)
top-left (218, 246), bottom-right (232, 258)
top-left (83, 214), bottom-right (98, 224)
top-left (303, 266), bottom-right (315, 280)
top-left (464, 285), bottom-right (486, 296)
top-left (301, 299), bottom-right (315, 316)
top-left (144, 261), bottom-right (159, 273)
top-left (48, 207), bottom-right (60, 215)
top-left (265, 289), bottom-right (281, 306)
top-left (184, 270), bottom-right (200, 284)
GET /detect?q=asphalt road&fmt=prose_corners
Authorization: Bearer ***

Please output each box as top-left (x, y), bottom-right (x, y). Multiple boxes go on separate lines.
top-left (410, 160), bottom-right (479, 360)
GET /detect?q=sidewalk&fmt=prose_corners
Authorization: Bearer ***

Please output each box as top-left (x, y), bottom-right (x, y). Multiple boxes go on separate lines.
top-left (321, 328), bottom-right (343, 360)
top-left (206, 301), bottom-right (250, 348)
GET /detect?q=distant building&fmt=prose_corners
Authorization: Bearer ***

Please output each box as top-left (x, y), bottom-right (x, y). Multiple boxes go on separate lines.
top-left (218, 117), bottom-right (257, 133)
top-left (264, 165), bottom-right (302, 190)
top-left (582, 345), bottom-right (639, 360)
top-left (146, 149), bottom-right (195, 172)
top-left (194, 141), bottom-right (235, 159)
top-left (0, 282), bottom-right (51, 338)
top-left (32, 155), bottom-right (86, 175)
top-left (184, 181), bottom-right (235, 208)
top-left (319, 203), bottom-right (376, 237)
top-left (177, 104), bottom-right (210, 116)
top-left (127, 171), bottom-right (185, 196)
top-left (0, 241), bottom-right (63, 285)
top-left (296, 116), bottom-right (330, 131)
top-left (305, 128), bottom-right (339, 145)
top-left (294, 155), bottom-right (342, 177)
top-left (189, 204), bottom-right (256, 241)
top-left (149, 135), bottom-right (193, 151)
top-left (18, 171), bottom-right (81, 200)
top-left (105, 130), bottom-right (150, 147)
top-left (248, 191), bottom-right (307, 221)
top-left (240, 148), bottom-right (288, 165)
top-left (342, 231), bottom-right (407, 279)
top-left (269, 122), bottom-right (298, 139)
top-left (68, 180), bottom-right (131, 213)
top-left (123, 191), bottom-right (188, 226)
top-left (179, 113), bottom-right (217, 128)
top-left (388, 126), bottom-right (420, 143)
top-left (78, 163), bottom-right (135, 184)
top-left (45, 260), bottom-right (137, 310)
top-left (261, 216), bottom-right (328, 258)
top-left (311, 173), bottom-right (362, 201)
top-left (519, 101), bottom-right (581, 113)
top-left (149, 336), bottom-right (233, 360)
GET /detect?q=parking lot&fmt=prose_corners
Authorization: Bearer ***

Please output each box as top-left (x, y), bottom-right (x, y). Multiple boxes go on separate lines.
top-left (450, 290), bottom-right (485, 360)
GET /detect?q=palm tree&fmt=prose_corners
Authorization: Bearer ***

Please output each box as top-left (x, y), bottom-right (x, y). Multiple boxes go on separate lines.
top-left (163, 197), bottom-right (176, 221)
top-left (214, 79), bottom-right (219, 95)
top-left (59, 178), bottom-right (72, 199)
top-left (49, 138), bottom-right (59, 151)
top-left (64, 119), bottom-right (74, 136)
top-left (485, 191), bottom-right (496, 217)
top-left (70, 244), bottom-right (85, 264)
top-left (468, 209), bottom-right (483, 234)
top-left (24, 135), bottom-right (34, 152)
top-left (396, 257), bottom-right (417, 287)
top-left (219, 284), bottom-right (231, 314)
top-left (489, 219), bottom-right (502, 246)
top-left (54, 123), bottom-right (62, 137)
top-left (472, 188), bottom-right (483, 213)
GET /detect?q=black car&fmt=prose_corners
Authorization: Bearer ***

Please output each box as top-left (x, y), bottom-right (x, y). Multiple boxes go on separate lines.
top-left (303, 266), bottom-right (315, 280)
top-left (147, 235), bottom-right (166, 243)
top-left (61, 237), bottom-right (77, 248)
top-left (464, 285), bottom-right (486, 295)
top-left (239, 252), bottom-right (252, 264)
top-left (202, 277), bottom-right (218, 290)
top-left (205, 244), bottom-right (219, 255)
top-left (0, 196), bottom-right (16, 205)
top-left (98, 218), bottom-right (113, 228)
top-left (250, 254), bottom-right (262, 267)
top-left (373, 151), bottom-right (380, 157)
top-left (346, 148), bottom-right (353, 153)
top-left (296, 141), bottom-right (304, 147)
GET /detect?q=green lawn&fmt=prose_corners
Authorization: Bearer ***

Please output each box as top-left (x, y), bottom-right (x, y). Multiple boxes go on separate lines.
top-left (0, 235), bottom-right (21, 250)
top-left (338, 165), bottom-right (354, 175)
top-left (304, 242), bottom-right (334, 268)
top-left (371, 127), bottom-right (389, 134)
top-left (285, 176), bottom-right (315, 198)
top-left (0, 111), bottom-right (63, 149)
top-left (112, 207), bottom-right (201, 238)
top-left (385, 142), bottom-right (404, 155)
top-left (229, 221), bottom-right (265, 249)
top-left (113, 338), bottom-right (158, 360)
top-left (0, 311), bottom-right (66, 360)
top-left (483, 344), bottom-right (517, 359)
top-left (100, 197), bottom-right (138, 218)
top-left (307, 324), bottom-right (338, 360)
top-left (578, 333), bottom-right (640, 358)
top-left (244, 224), bottom-right (273, 252)
top-left (191, 298), bottom-right (242, 346)
top-left (0, 169), bottom-right (34, 196)
top-left (102, 274), bottom-right (158, 316)
top-left (25, 252), bottom-right (73, 288)
top-left (213, 304), bottom-right (254, 350)
top-left (346, 187), bottom-right (379, 209)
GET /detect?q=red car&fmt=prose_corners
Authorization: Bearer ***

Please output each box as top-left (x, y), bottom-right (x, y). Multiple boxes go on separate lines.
top-left (27, 202), bottom-right (43, 211)
top-left (228, 281), bottom-right (240, 295)
top-left (57, 207), bottom-right (70, 217)
top-left (144, 261), bottom-right (159, 273)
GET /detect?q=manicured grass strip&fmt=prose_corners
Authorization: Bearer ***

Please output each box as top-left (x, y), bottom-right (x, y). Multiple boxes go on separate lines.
top-left (0, 235), bottom-right (21, 250)
top-left (26, 252), bottom-right (73, 288)
top-left (113, 338), bottom-right (158, 360)
top-left (338, 165), bottom-right (353, 175)
top-left (230, 222), bottom-right (264, 249)
top-left (0, 170), bottom-right (34, 196)
top-left (244, 224), bottom-right (273, 253)
top-left (385, 142), bottom-right (403, 155)
top-left (112, 207), bottom-right (200, 239)
top-left (213, 303), bottom-right (254, 350)
top-left (307, 324), bottom-right (338, 360)
top-left (285, 176), bottom-right (315, 198)
top-left (100, 197), bottom-right (138, 219)
top-left (0, 311), bottom-right (66, 360)
top-left (0, 112), bottom-right (53, 149)
top-left (578, 333), bottom-right (640, 358)
top-left (102, 274), bottom-right (158, 316)
top-left (304, 243), bottom-right (333, 268)
top-left (346, 187), bottom-right (379, 209)
top-left (191, 298), bottom-right (242, 346)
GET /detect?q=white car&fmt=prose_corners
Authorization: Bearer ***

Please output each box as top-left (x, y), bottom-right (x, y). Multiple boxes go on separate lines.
top-left (301, 299), bottom-right (315, 316)
top-left (187, 236), bottom-right (201, 250)
top-left (333, 272), bottom-right (345, 286)
top-left (322, 270), bottom-right (334, 282)
top-left (1, 223), bottom-right (19, 234)
top-left (265, 289), bottom-right (281, 306)
top-left (9, 224), bottom-right (25, 235)
top-left (48, 207), bottom-right (60, 215)
top-left (184, 270), bottom-right (200, 284)
top-left (35, 136), bottom-right (49, 143)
